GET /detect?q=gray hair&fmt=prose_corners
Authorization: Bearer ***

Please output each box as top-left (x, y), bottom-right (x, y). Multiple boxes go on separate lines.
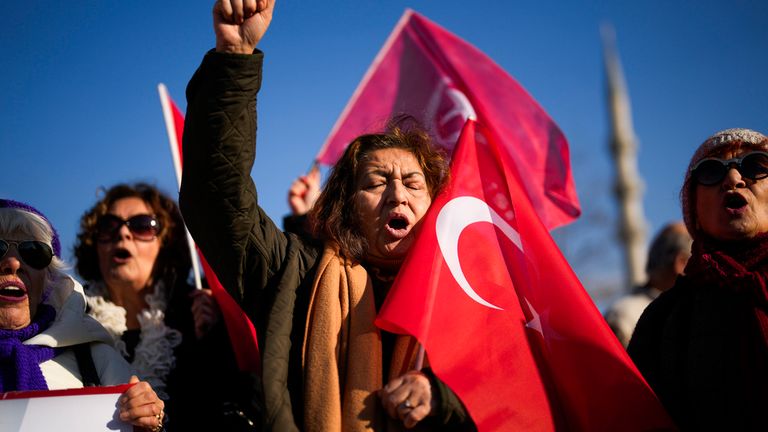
top-left (0, 208), bottom-right (68, 275)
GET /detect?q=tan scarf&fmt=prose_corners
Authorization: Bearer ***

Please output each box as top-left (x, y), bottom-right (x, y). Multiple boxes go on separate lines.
top-left (302, 243), bottom-right (420, 432)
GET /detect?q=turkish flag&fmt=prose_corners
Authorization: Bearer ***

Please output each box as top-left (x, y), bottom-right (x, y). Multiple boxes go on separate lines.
top-left (317, 10), bottom-right (579, 229)
top-left (376, 120), bottom-right (674, 431)
top-left (158, 84), bottom-right (261, 373)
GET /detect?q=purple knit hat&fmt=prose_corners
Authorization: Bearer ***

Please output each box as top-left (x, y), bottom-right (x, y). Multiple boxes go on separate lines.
top-left (0, 199), bottom-right (61, 258)
top-left (680, 128), bottom-right (768, 239)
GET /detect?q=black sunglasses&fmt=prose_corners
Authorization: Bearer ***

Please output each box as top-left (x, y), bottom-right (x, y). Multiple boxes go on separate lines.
top-left (0, 239), bottom-right (54, 270)
top-left (95, 214), bottom-right (161, 242)
top-left (691, 151), bottom-right (768, 186)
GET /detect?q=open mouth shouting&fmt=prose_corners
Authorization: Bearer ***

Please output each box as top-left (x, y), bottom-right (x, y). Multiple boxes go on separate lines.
top-left (110, 247), bottom-right (133, 264)
top-left (0, 280), bottom-right (28, 303)
top-left (385, 213), bottom-right (411, 239)
top-left (723, 192), bottom-right (748, 215)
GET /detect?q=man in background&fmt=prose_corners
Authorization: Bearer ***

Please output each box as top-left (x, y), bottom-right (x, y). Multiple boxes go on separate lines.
top-left (605, 222), bottom-right (692, 347)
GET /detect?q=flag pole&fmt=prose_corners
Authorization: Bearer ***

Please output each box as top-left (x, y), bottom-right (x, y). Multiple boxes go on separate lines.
top-left (308, 159), bottom-right (319, 173)
top-left (158, 83), bottom-right (203, 290)
top-left (414, 345), bottom-right (425, 370)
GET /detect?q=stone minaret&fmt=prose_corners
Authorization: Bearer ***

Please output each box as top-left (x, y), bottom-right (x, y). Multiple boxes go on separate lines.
top-left (601, 24), bottom-right (648, 289)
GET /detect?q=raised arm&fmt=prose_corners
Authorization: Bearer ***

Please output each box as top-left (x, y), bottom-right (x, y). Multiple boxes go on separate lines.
top-left (179, 0), bottom-right (282, 306)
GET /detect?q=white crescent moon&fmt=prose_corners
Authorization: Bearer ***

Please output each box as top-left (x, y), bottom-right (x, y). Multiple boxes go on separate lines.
top-left (435, 88), bottom-right (477, 148)
top-left (436, 196), bottom-right (523, 310)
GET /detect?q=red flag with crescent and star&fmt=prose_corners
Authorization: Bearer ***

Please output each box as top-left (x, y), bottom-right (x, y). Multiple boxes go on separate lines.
top-left (375, 119), bottom-right (674, 431)
top-left (316, 9), bottom-right (580, 230)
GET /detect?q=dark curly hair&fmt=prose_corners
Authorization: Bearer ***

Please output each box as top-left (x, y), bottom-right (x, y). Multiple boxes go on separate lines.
top-left (309, 122), bottom-right (449, 262)
top-left (74, 183), bottom-right (191, 288)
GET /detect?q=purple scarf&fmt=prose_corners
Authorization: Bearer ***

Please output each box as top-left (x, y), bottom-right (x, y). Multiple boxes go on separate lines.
top-left (0, 304), bottom-right (58, 392)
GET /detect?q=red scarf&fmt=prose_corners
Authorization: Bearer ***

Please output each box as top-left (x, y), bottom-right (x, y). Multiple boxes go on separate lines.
top-left (684, 233), bottom-right (768, 345)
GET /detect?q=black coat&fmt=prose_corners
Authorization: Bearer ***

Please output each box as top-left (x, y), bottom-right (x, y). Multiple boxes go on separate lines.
top-left (628, 276), bottom-right (768, 431)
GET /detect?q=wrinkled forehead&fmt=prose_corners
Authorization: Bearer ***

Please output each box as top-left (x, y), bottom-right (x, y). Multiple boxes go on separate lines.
top-left (358, 148), bottom-right (423, 172)
top-left (707, 142), bottom-right (765, 159)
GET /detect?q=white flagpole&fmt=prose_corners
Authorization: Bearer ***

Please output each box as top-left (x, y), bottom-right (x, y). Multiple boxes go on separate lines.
top-left (414, 345), bottom-right (425, 370)
top-left (158, 83), bottom-right (203, 290)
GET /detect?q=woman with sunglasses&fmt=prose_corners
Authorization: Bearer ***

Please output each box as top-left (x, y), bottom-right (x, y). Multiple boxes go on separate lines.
top-left (73, 183), bottom-right (257, 431)
top-left (0, 199), bottom-right (165, 431)
top-left (628, 128), bottom-right (768, 430)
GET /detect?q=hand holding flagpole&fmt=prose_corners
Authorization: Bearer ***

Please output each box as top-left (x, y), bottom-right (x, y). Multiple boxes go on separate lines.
top-left (287, 164), bottom-right (321, 216)
top-left (379, 370), bottom-right (435, 428)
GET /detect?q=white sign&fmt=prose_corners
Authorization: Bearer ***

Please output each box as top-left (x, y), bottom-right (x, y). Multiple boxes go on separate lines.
top-left (0, 385), bottom-right (132, 432)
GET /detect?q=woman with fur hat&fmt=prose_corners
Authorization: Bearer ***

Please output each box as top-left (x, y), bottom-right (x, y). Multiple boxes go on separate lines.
top-left (628, 128), bottom-right (768, 430)
top-left (0, 199), bottom-right (166, 431)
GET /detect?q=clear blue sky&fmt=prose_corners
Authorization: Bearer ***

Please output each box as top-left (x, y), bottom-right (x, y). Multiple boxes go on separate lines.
top-left (2, 1), bottom-right (766, 305)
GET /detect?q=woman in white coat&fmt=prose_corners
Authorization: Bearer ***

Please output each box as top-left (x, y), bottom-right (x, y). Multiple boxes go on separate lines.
top-left (0, 199), bottom-right (166, 432)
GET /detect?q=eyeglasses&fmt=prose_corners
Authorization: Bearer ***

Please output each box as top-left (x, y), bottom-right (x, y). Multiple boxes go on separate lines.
top-left (691, 151), bottom-right (768, 186)
top-left (0, 239), bottom-right (54, 270)
top-left (95, 214), bottom-right (161, 242)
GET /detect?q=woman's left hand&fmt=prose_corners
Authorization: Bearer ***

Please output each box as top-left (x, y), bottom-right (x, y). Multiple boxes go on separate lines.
top-left (190, 288), bottom-right (221, 339)
top-left (119, 376), bottom-right (165, 431)
top-left (379, 370), bottom-right (436, 429)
